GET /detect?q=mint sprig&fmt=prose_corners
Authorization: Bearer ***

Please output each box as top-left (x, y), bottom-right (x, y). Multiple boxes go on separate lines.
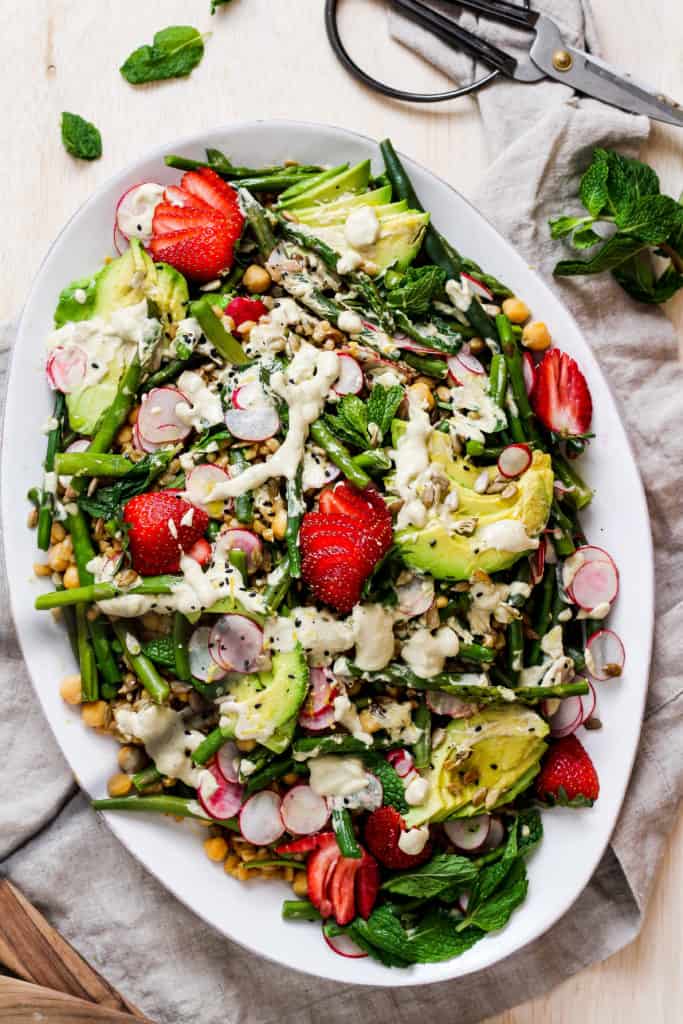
top-left (120, 26), bottom-right (207, 85)
top-left (60, 112), bottom-right (102, 161)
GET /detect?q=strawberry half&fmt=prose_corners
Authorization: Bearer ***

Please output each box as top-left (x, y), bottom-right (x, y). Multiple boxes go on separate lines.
top-left (536, 734), bottom-right (600, 806)
top-left (152, 203), bottom-right (225, 235)
top-left (279, 831), bottom-right (379, 925)
top-left (181, 168), bottom-right (245, 237)
top-left (355, 849), bottom-right (380, 919)
top-left (150, 225), bottom-right (234, 284)
top-left (300, 485), bottom-right (393, 614)
top-left (364, 807), bottom-right (433, 870)
top-left (163, 185), bottom-right (211, 210)
top-left (123, 490), bottom-right (209, 575)
top-left (531, 348), bottom-right (592, 437)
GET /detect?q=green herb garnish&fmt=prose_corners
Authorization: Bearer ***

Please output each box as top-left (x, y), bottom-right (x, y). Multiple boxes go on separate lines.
top-left (60, 113), bottom-right (102, 161)
top-left (120, 26), bottom-right (207, 85)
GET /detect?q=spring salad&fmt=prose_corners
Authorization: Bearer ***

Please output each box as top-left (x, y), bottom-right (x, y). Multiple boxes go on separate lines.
top-left (31, 139), bottom-right (625, 967)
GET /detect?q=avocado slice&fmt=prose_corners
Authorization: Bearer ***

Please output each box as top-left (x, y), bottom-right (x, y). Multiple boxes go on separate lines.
top-left (66, 357), bottom-right (125, 435)
top-left (293, 185), bottom-right (392, 224)
top-left (150, 263), bottom-right (189, 323)
top-left (280, 160), bottom-right (372, 210)
top-left (295, 197), bottom-right (407, 228)
top-left (313, 209), bottom-right (429, 272)
top-left (405, 706), bottom-right (549, 827)
top-left (219, 647), bottom-right (309, 751)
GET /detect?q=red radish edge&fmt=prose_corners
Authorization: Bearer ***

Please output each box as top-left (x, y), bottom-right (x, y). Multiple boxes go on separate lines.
top-left (569, 559), bottom-right (619, 610)
top-left (586, 628), bottom-right (626, 681)
top-left (198, 763), bottom-right (244, 820)
top-left (461, 272), bottom-right (494, 302)
top-left (189, 626), bottom-right (227, 683)
top-left (544, 695), bottom-right (583, 738)
top-left (216, 740), bottom-right (241, 783)
top-left (580, 680), bottom-right (597, 723)
top-left (208, 614), bottom-right (264, 673)
top-left (115, 181), bottom-right (162, 241)
top-left (333, 354), bottom-right (364, 396)
top-left (323, 929), bottom-right (368, 959)
top-left (522, 351), bottom-right (535, 395)
top-left (386, 749), bottom-right (415, 779)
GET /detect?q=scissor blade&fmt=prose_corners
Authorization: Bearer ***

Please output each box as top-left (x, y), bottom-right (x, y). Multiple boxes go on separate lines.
top-left (530, 15), bottom-right (683, 126)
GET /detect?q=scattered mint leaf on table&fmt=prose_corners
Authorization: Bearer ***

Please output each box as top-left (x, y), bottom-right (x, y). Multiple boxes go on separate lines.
top-left (60, 113), bottom-right (102, 161)
top-left (551, 147), bottom-right (683, 304)
top-left (211, 0), bottom-right (234, 11)
top-left (120, 26), bottom-right (207, 84)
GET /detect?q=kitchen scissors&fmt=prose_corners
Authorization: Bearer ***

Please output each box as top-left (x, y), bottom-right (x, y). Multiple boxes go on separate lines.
top-left (325, 0), bottom-right (683, 124)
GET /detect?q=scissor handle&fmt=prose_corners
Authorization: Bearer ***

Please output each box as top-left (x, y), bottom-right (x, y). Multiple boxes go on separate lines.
top-left (443, 0), bottom-right (539, 30)
top-left (392, 0), bottom-right (518, 78)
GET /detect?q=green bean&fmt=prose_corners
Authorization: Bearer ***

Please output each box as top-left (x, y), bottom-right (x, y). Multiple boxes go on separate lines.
top-left (92, 795), bottom-right (239, 829)
top-left (191, 298), bottom-right (248, 365)
top-left (293, 735), bottom-right (394, 759)
top-left (37, 393), bottom-right (65, 551)
top-left (35, 573), bottom-right (180, 609)
top-left (263, 556), bottom-right (291, 614)
top-left (403, 353), bottom-right (449, 379)
top-left (413, 703), bottom-right (431, 769)
top-left (228, 549), bottom-right (248, 581)
top-left (112, 622), bottom-right (169, 703)
top-left (244, 755), bottom-right (294, 797)
top-left (239, 188), bottom-right (276, 256)
top-left (309, 420), bottom-right (370, 490)
top-left (496, 315), bottom-right (540, 443)
top-left (173, 612), bottom-right (192, 683)
top-left (132, 765), bottom-right (163, 792)
top-left (489, 354), bottom-right (508, 408)
top-left (75, 603), bottom-right (99, 702)
top-left (352, 449), bottom-right (392, 476)
top-left (278, 221), bottom-right (339, 272)
top-left (27, 487), bottom-right (42, 509)
top-left (528, 568), bottom-right (557, 666)
top-left (282, 900), bottom-right (322, 922)
top-left (55, 452), bottom-right (135, 478)
top-left (458, 642), bottom-right (495, 664)
top-left (89, 356), bottom-right (142, 455)
top-left (192, 727), bottom-right (230, 766)
top-left (228, 448), bottom-right (254, 524)
top-left (332, 807), bottom-right (361, 858)
top-left (141, 358), bottom-right (191, 392)
top-left (286, 464), bottom-right (304, 578)
top-left (552, 454), bottom-right (593, 510)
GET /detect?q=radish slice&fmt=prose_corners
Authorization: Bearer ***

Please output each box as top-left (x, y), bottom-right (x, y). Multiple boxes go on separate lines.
top-left (544, 695), bottom-right (583, 738)
top-left (46, 347), bottom-right (87, 393)
top-left (393, 337), bottom-right (448, 357)
top-left (334, 355), bottom-right (364, 395)
top-left (189, 626), bottom-right (227, 683)
top-left (209, 614), bottom-right (264, 673)
top-left (299, 705), bottom-right (337, 731)
top-left (497, 443), bottom-right (532, 479)
top-left (239, 791), bottom-right (285, 845)
top-left (586, 628), bottom-right (625, 681)
top-left (138, 387), bottom-right (192, 445)
top-left (323, 930), bottom-right (368, 959)
top-left (455, 345), bottom-right (485, 376)
top-left (444, 815), bottom-right (491, 853)
top-left (132, 420), bottom-right (166, 453)
top-left (522, 351), bottom-right (536, 395)
top-left (225, 405), bottom-right (280, 442)
top-left (115, 182), bottom-right (165, 245)
top-left (483, 816), bottom-right (505, 851)
top-left (281, 785), bottom-right (330, 835)
top-left (186, 463), bottom-right (230, 511)
top-left (457, 891), bottom-right (470, 914)
top-left (232, 381), bottom-right (267, 410)
top-left (198, 762), bottom-right (244, 820)
top-left (580, 680), bottom-right (597, 723)
top-left (461, 272), bottom-right (494, 302)
top-left (216, 740), bottom-right (241, 783)
top-left (298, 668), bottom-right (339, 730)
top-left (396, 576), bottom-right (435, 618)
top-left (214, 528), bottom-right (263, 572)
top-left (386, 749), bottom-right (415, 779)
top-left (426, 691), bottom-right (477, 718)
top-left (328, 773), bottom-right (383, 812)
top-left (446, 356), bottom-right (464, 385)
top-left (58, 438), bottom-right (90, 487)
top-left (570, 560), bottom-right (618, 610)
top-left (573, 544), bottom-right (618, 568)
top-left (529, 542), bottom-right (545, 586)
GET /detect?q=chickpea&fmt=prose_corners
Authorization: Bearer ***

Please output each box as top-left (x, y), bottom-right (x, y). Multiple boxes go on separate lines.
top-left (224, 854), bottom-right (240, 875)
top-left (107, 772), bottom-right (133, 798)
top-left (127, 406), bottom-right (139, 425)
top-left (27, 507), bottom-right (39, 529)
top-left (292, 871), bottom-right (309, 897)
top-left (33, 562), bottom-right (52, 577)
top-left (236, 739), bottom-right (257, 753)
top-left (242, 264), bottom-right (272, 294)
top-left (81, 700), bottom-right (108, 729)
top-left (50, 522), bottom-right (66, 544)
top-left (204, 836), bottom-right (229, 862)
top-left (358, 709), bottom-right (382, 734)
top-left (282, 772), bottom-right (299, 786)
top-left (502, 297), bottom-right (530, 324)
top-left (271, 509), bottom-right (288, 541)
top-left (408, 381), bottom-right (434, 411)
top-left (63, 565), bottom-right (81, 589)
top-left (522, 321), bottom-right (552, 352)
top-left (117, 744), bottom-right (147, 774)
top-left (59, 673), bottom-right (82, 705)
top-left (48, 537), bottom-right (73, 573)
top-left (468, 337), bottom-right (486, 355)
top-left (116, 425), bottom-right (133, 446)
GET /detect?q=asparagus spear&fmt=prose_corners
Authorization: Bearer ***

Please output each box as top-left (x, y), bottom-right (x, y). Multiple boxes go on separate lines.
top-left (285, 464), bottom-right (304, 578)
top-left (309, 421), bottom-right (371, 490)
top-left (37, 393), bottom-right (65, 551)
top-left (112, 622), bottom-right (170, 703)
top-left (92, 794), bottom-right (239, 829)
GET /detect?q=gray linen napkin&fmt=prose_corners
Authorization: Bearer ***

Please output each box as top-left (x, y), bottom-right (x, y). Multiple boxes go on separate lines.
top-left (2, 1), bottom-right (682, 1018)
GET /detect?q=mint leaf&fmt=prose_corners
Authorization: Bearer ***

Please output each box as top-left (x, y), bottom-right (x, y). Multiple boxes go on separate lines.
top-left (54, 274), bottom-right (99, 327)
top-left (141, 635), bottom-right (176, 668)
top-left (407, 908), bottom-right (482, 962)
top-left (351, 906), bottom-right (413, 962)
top-left (463, 857), bottom-right (528, 932)
top-left (363, 755), bottom-right (408, 814)
top-left (549, 215), bottom-right (593, 240)
top-left (615, 261), bottom-right (683, 304)
top-left (572, 226), bottom-right (602, 250)
top-left (579, 149), bottom-right (610, 216)
top-left (517, 808), bottom-right (543, 857)
top-left (382, 853), bottom-right (478, 898)
top-left (366, 385), bottom-right (404, 440)
top-left (60, 112), bottom-right (102, 161)
top-left (121, 26), bottom-right (206, 84)
top-left (211, 0), bottom-right (233, 11)
top-left (386, 266), bottom-right (445, 315)
top-left (324, 394), bottom-right (369, 449)
top-left (554, 234), bottom-right (647, 276)
top-left (604, 150), bottom-right (659, 217)
top-left (615, 194), bottom-right (683, 244)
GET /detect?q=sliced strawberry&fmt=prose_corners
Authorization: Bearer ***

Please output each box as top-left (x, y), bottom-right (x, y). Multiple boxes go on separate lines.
top-left (355, 850), bottom-right (380, 919)
top-left (123, 490), bottom-right (209, 575)
top-left (364, 807), bottom-right (432, 870)
top-left (531, 348), bottom-right (593, 438)
top-left (181, 168), bottom-right (245, 237)
top-left (152, 202), bottom-right (225, 236)
top-left (536, 734), bottom-right (600, 806)
top-left (302, 553), bottom-right (367, 614)
top-left (276, 834), bottom-right (324, 856)
top-left (164, 185), bottom-right (211, 210)
top-left (150, 225), bottom-right (234, 283)
top-left (188, 537), bottom-right (212, 566)
top-left (328, 854), bottom-right (362, 926)
top-left (227, 296), bottom-right (268, 326)
top-left (306, 834), bottom-right (341, 916)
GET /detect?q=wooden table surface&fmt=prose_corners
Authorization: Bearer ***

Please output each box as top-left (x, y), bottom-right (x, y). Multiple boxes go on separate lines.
top-left (1, 1), bottom-right (681, 1020)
